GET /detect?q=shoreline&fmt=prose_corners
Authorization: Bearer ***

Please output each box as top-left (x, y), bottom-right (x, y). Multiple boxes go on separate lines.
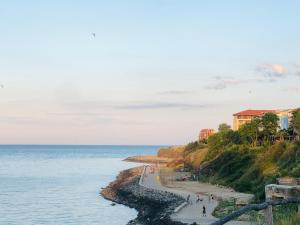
top-left (101, 155), bottom-right (256, 225)
top-left (124, 155), bottom-right (173, 164)
top-left (101, 166), bottom-right (188, 225)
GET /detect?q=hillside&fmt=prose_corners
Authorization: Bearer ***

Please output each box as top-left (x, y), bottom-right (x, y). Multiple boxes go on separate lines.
top-left (199, 141), bottom-right (300, 199)
top-left (157, 145), bottom-right (185, 158)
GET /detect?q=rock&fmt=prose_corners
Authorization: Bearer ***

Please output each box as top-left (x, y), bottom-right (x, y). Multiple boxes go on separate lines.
top-left (101, 167), bottom-right (187, 225)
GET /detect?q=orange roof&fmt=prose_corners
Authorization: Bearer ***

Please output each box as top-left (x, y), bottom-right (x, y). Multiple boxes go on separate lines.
top-left (233, 109), bottom-right (275, 116)
top-left (200, 129), bottom-right (214, 132)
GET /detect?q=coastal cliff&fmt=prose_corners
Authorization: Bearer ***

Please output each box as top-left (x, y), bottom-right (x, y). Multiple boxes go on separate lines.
top-left (101, 167), bottom-right (187, 225)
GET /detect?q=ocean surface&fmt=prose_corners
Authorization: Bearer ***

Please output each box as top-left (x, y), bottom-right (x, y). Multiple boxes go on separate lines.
top-left (0, 145), bottom-right (160, 225)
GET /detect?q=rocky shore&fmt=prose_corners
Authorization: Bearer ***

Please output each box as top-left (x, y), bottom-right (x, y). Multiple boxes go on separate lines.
top-left (101, 167), bottom-right (188, 225)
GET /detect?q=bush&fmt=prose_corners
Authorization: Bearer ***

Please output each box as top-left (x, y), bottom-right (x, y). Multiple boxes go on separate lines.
top-left (199, 141), bottom-right (300, 200)
top-left (157, 146), bottom-right (185, 158)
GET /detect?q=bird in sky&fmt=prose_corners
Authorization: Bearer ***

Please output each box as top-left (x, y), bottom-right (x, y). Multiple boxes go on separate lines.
top-left (92, 33), bottom-right (96, 38)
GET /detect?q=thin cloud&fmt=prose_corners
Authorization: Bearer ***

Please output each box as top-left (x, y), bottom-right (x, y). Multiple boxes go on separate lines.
top-left (283, 87), bottom-right (300, 92)
top-left (204, 75), bottom-right (278, 90)
top-left (158, 90), bottom-right (194, 95)
top-left (293, 61), bottom-right (300, 76)
top-left (114, 102), bottom-right (209, 110)
top-left (47, 112), bottom-right (105, 116)
top-left (257, 61), bottom-right (300, 77)
top-left (205, 76), bottom-right (244, 90)
top-left (205, 82), bottom-right (227, 90)
top-left (294, 61), bottom-right (300, 68)
top-left (62, 100), bottom-right (109, 110)
top-left (256, 63), bottom-right (288, 78)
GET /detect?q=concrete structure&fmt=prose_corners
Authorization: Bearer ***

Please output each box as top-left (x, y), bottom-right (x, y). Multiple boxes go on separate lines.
top-left (265, 178), bottom-right (300, 225)
top-left (276, 109), bottom-right (294, 130)
top-left (233, 110), bottom-right (275, 131)
top-left (199, 128), bottom-right (215, 141)
top-left (233, 109), bottom-right (296, 131)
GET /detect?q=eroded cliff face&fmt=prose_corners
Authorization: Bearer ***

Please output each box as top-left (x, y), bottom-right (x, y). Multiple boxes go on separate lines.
top-left (101, 167), bottom-right (187, 225)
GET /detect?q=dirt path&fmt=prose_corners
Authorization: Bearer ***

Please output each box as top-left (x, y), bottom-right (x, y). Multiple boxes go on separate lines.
top-left (140, 166), bottom-right (254, 225)
top-left (165, 181), bottom-right (254, 205)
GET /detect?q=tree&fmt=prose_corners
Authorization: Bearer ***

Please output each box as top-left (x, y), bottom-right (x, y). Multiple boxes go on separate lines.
top-left (206, 124), bottom-right (240, 160)
top-left (290, 108), bottom-right (300, 135)
top-left (276, 129), bottom-right (290, 141)
top-left (218, 123), bottom-right (231, 133)
top-left (261, 113), bottom-right (279, 142)
top-left (185, 141), bottom-right (201, 154)
top-left (224, 130), bottom-right (242, 145)
top-left (206, 133), bottom-right (223, 160)
top-left (239, 118), bottom-right (260, 147)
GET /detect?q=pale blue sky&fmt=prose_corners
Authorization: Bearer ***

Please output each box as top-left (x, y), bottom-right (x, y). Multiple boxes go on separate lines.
top-left (1, 1), bottom-right (300, 144)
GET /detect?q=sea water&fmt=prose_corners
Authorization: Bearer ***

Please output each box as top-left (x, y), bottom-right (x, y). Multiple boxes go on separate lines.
top-left (0, 145), bottom-right (159, 225)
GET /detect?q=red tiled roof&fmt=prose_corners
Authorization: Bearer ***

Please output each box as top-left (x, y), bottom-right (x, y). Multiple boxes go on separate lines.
top-left (233, 109), bottom-right (275, 116)
top-left (200, 129), bottom-right (214, 132)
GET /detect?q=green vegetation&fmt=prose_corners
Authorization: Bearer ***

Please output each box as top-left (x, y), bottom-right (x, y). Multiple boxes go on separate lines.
top-left (157, 146), bottom-right (185, 158)
top-left (213, 200), bottom-right (300, 225)
top-left (291, 109), bottom-right (300, 135)
top-left (212, 199), bottom-right (265, 223)
top-left (273, 204), bottom-right (300, 225)
top-left (163, 110), bottom-right (300, 224)
top-left (239, 118), bottom-right (260, 147)
top-left (212, 199), bottom-right (239, 219)
top-left (201, 141), bottom-right (300, 199)
top-left (200, 112), bottom-right (300, 199)
top-left (167, 112), bottom-right (300, 194)
top-left (162, 141), bottom-right (208, 171)
top-left (218, 123), bottom-right (231, 133)
top-left (261, 112), bottom-right (280, 142)
top-left (183, 141), bottom-right (208, 170)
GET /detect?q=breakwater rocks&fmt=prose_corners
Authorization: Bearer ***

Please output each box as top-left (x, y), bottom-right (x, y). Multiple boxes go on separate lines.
top-left (101, 167), bottom-right (187, 225)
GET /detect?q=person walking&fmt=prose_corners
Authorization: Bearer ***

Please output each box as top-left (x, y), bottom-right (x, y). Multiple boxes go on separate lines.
top-left (186, 194), bottom-right (190, 204)
top-left (211, 194), bottom-right (214, 201)
top-left (196, 194), bottom-right (200, 203)
top-left (202, 206), bottom-right (206, 217)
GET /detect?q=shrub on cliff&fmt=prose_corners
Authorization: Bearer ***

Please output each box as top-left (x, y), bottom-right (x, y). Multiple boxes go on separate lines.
top-left (205, 130), bottom-right (242, 161)
top-left (184, 141), bottom-right (206, 154)
top-left (157, 146), bottom-right (185, 158)
top-left (199, 141), bottom-right (300, 200)
top-left (184, 148), bottom-right (208, 171)
top-left (291, 108), bottom-right (300, 135)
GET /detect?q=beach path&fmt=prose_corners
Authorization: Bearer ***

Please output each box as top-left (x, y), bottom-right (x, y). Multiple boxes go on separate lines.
top-left (140, 166), bottom-right (253, 225)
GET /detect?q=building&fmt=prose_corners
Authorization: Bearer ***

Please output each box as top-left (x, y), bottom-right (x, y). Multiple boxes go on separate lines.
top-left (233, 109), bottom-right (275, 131)
top-left (233, 109), bottom-right (295, 131)
top-left (276, 109), bottom-right (294, 130)
top-left (199, 129), bottom-right (215, 141)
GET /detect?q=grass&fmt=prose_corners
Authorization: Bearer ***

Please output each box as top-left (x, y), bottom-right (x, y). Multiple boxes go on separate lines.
top-left (199, 141), bottom-right (300, 200)
top-left (212, 199), bottom-right (238, 219)
top-left (213, 200), bottom-right (300, 225)
top-left (157, 146), bottom-right (185, 158)
top-left (165, 141), bottom-right (300, 224)
top-left (273, 204), bottom-right (300, 225)
top-left (201, 141), bottom-right (300, 225)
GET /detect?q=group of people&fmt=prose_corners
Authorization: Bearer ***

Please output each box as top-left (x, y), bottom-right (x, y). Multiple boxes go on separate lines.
top-left (186, 193), bottom-right (215, 217)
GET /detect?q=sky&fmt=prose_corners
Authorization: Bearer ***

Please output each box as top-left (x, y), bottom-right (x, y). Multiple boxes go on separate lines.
top-left (0, 0), bottom-right (300, 145)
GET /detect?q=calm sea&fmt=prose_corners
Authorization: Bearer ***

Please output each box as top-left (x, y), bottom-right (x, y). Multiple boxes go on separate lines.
top-left (0, 145), bottom-right (160, 225)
